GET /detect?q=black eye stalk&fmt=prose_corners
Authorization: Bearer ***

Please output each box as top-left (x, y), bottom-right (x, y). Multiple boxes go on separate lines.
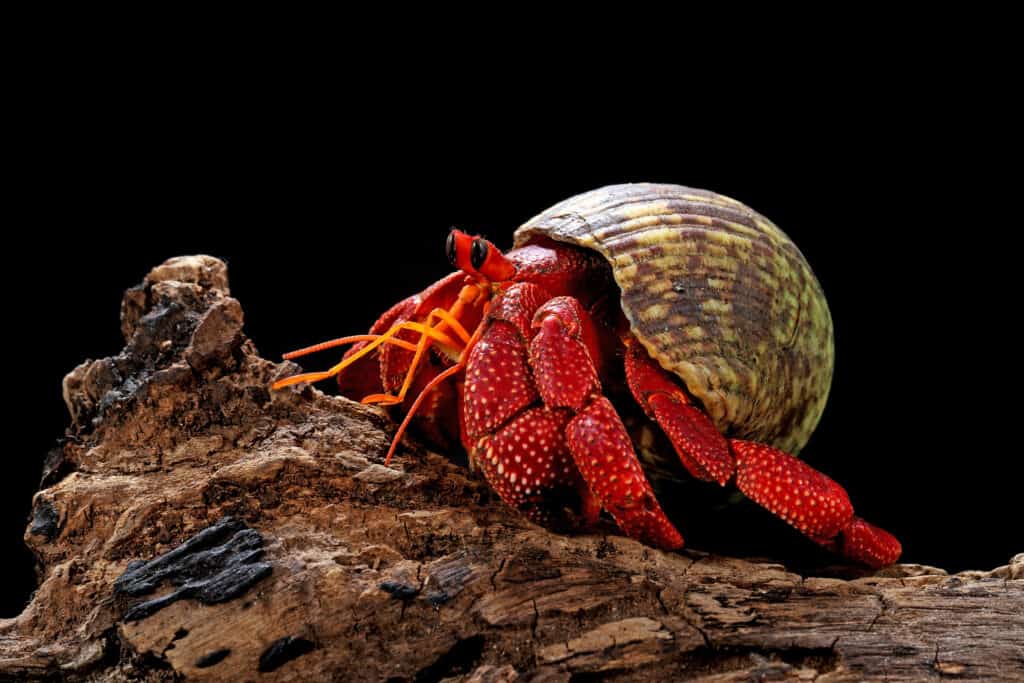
top-left (446, 231), bottom-right (457, 266)
top-left (470, 238), bottom-right (488, 270)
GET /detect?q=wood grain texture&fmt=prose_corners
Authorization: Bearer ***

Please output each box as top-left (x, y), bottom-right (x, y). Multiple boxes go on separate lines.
top-left (0, 256), bottom-right (1019, 682)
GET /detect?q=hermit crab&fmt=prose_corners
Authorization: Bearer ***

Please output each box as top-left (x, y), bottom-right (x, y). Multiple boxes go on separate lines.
top-left (273, 184), bottom-right (901, 568)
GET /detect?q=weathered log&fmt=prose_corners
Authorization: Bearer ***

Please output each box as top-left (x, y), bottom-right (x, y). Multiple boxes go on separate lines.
top-left (1, 256), bottom-right (1020, 682)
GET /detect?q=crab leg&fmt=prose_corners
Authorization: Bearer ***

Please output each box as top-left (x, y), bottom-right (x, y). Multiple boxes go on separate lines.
top-left (461, 288), bottom-right (685, 548)
top-left (623, 339), bottom-right (733, 484)
top-left (529, 297), bottom-right (684, 549)
top-left (729, 440), bottom-right (901, 567)
top-left (564, 398), bottom-right (684, 548)
top-left (623, 339), bottom-right (901, 568)
top-left (460, 288), bottom-right (601, 533)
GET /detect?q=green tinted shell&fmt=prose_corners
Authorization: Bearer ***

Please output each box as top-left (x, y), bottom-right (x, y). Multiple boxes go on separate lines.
top-left (513, 183), bottom-right (833, 455)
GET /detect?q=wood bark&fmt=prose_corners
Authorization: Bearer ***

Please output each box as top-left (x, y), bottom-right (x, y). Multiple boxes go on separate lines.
top-left (1, 256), bottom-right (1020, 682)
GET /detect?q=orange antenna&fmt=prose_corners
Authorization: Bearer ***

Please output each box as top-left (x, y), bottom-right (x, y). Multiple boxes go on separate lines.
top-left (383, 300), bottom-right (490, 465)
top-left (283, 334), bottom-right (417, 360)
top-left (359, 314), bottom-right (463, 406)
top-left (355, 283), bottom-right (484, 407)
top-left (271, 323), bottom-right (427, 390)
top-left (383, 363), bottom-right (463, 465)
top-left (273, 281), bottom-right (491, 468)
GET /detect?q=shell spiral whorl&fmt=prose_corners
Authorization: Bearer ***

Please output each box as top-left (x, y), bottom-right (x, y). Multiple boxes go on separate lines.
top-left (514, 183), bottom-right (833, 455)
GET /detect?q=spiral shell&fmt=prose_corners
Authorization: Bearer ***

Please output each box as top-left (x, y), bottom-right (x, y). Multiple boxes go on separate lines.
top-left (513, 183), bottom-right (833, 455)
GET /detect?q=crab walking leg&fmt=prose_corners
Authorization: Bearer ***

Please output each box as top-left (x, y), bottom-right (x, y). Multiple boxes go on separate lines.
top-left (529, 297), bottom-right (684, 550)
top-left (623, 338), bottom-right (901, 567)
top-left (461, 294), bottom-right (595, 530)
top-left (729, 440), bottom-right (902, 568)
top-left (471, 406), bottom-right (588, 529)
top-left (564, 399), bottom-right (684, 549)
top-left (623, 339), bottom-right (733, 485)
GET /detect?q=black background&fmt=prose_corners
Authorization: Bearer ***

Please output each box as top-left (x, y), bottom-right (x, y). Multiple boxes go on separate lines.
top-left (2, 70), bottom-right (1019, 616)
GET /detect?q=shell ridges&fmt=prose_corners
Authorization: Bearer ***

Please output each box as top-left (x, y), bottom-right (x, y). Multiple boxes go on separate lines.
top-left (514, 183), bottom-right (834, 455)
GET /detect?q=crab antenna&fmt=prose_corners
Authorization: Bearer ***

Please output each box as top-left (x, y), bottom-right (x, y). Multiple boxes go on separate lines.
top-left (282, 334), bottom-right (417, 360)
top-left (359, 316), bottom-right (460, 407)
top-left (383, 297), bottom-right (491, 465)
top-left (383, 362), bottom-right (463, 466)
top-left (359, 283), bottom-right (485, 407)
top-left (272, 323), bottom-right (427, 390)
top-left (358, 312), bottom-right (471, 406)
top-left (272, 314), bottom-right (475, 392)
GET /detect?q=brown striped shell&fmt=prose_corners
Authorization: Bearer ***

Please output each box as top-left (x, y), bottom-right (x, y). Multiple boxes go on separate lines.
top-left (513, 183), bottom-right (834, 455)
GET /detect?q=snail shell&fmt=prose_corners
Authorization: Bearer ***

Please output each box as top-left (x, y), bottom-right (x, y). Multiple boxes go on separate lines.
top-left (514, 183), bottom-right (833, 455)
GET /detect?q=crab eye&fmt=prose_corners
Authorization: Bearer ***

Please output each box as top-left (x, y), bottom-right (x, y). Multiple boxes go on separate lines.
top-left (470, 238), bottom-right (488, 271)
top-left (446, 231), bottom-right (457, 266)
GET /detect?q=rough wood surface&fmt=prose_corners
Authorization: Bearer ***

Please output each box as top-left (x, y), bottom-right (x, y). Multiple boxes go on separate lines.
top-left (1, 256), bottom-right (1021, 682)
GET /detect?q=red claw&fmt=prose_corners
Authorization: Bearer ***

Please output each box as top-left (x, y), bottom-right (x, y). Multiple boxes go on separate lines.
top-left (462, 321), bottom-right (538, 441)
top-left (462, 285), bottom-right (685, 550)
top-left (472, 406), bottom-right (582, 528)
top-left (529, 298), bottom-right (602, 412)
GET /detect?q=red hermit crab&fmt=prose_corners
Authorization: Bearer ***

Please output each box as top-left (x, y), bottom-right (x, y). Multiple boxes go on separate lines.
top-left (273, 184), bottom-right (901, 568)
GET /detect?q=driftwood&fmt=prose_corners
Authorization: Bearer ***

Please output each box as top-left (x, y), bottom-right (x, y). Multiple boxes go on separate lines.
top-left (0, 256), bottom-right (1020, 682)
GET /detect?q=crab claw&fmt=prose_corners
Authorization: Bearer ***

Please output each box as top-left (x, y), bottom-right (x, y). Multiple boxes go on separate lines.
top-left (530, 296), bottom-right (684, 550)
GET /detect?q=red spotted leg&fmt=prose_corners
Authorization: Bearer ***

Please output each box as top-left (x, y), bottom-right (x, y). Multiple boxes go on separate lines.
top-left (529, 296), bottom-right (684, 549)
top-left (623, 340), bottom-right (901, 568)
top-left (461, 284), bottom-right (596, 530)
top-left (461, 286), bottom-right (681, 547)
top-left (728, 440), bottom-right (901, 568)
